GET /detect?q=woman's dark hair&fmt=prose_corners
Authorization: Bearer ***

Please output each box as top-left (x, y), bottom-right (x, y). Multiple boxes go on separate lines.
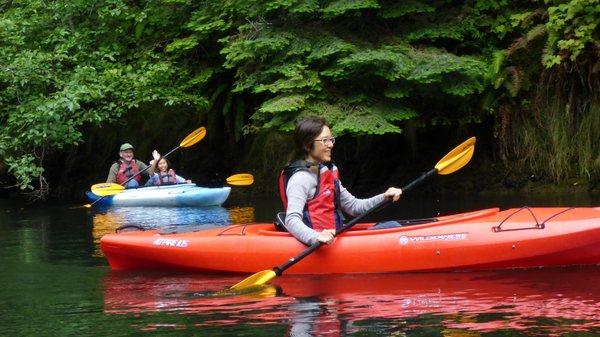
top-left (294, 117), bottom-right (329, 154)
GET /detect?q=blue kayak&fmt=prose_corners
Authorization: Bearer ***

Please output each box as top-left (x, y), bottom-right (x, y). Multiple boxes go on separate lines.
top-left (86, 184), bottom-right (231, 207)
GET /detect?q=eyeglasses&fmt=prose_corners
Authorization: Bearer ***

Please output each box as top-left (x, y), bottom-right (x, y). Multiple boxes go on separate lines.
top-left (313, 137), bottom-right (335, 145)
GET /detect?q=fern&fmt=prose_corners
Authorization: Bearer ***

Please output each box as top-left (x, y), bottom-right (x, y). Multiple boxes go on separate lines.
top-left (290, 0), bottom-right (320, 13)
top-left (322, 0), bottom-right (380, 19)
top-left (221, 33), bottom-right (293, 68)
top-left (257, 94), bottom-right (308, 114)
top-left (406, 47), bottom-right (487, 87)
top-left (377, 0), bottom-right (435, 19)
top-left (507, 24), bottom-right (547, 56)
top-left (322, 47), bottom-right (413, 81)
top-left (306, 35), bottom-right (356, 63)
top-left (405, 22), bottom-right (466, 42)
top-left (253, 66), bottom-right (322, 94)
top-left (384, 85), bottom-right (411, 99)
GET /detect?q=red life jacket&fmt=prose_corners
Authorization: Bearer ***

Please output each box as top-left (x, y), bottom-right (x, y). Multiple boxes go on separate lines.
top-left (115, 159), bottom-right (141, 184)
top-left (279, 160), bottom-right (344, 230)
top-left (156, 169), bottom-right (178, 185)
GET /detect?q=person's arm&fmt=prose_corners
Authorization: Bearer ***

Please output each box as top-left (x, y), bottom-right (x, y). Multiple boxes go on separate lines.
top-left (284, 171), bottom-right (321, 245)
top-left (147, 150), bottom-right (160, 176)
top-left (338, 182), bottom-right (386, 217)
top-left (175, 175), bottom-right (190, 184)
top-left (106, 163), bottom-right (118, 183)
top-left (145, 173), bottom-right (157, 186)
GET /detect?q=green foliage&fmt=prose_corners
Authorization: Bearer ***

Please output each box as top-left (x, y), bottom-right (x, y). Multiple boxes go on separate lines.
top-left (505, 101), bottom-right (600, 183)
top-left (166, 36), bottom-right (200, 54)
top-left (378, 1), bottom-right (435, 19)
top-left (305, 36), bottom-right (356, 63)
top-left (322, 0), bottom-right (380, 18)
top-left (481, 0), bottom-right (598, 186)
top-left (298, 101), bottom-right (417, 135)
top-left (4, 155), bottom-right (45, 191)
top-left (258, 95), bottom-right (308, 114)
top-left (2, 0), bottom-right (598, 193)
top-left (0, 0), bottom-right (209, 193)
top-left (212, 0), bottom-right (497, 137)
top-left (544, 0), bottom-right (599, 67)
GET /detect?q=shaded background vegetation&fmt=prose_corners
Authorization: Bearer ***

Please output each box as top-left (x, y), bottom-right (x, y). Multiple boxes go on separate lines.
top-left (0, 0), bottom-right (598, 200)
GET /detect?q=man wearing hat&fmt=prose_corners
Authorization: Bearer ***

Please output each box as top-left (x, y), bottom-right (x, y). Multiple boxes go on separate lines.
top-left (106, 143), bottom-right (155, 188)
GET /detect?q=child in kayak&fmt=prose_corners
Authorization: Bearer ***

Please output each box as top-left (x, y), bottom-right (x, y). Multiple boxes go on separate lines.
top-left (279, 117), bottom-right (402, 245)
top-left (146, 152), bottom-right (192, 186)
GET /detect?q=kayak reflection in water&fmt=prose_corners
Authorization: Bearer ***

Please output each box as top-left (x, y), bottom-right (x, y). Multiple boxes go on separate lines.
top-left (102, 269), bottom-right (600, 335)
top-left (145, 151), bottom-right (192, 186)
top-left (279, 117), bottom-right (402, 245)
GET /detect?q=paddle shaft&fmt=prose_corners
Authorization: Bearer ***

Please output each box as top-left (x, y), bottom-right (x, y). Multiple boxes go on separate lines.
top-left (88, 145), bottom-right (182, 207)
top-left (273, 167), bottom-right (438, 275)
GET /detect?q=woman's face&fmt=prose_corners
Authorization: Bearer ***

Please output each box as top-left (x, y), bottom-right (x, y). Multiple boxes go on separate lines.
top-left (307, 125), bottom-right (334, 163)
top-left (157, 158), bottom-right (168, 173)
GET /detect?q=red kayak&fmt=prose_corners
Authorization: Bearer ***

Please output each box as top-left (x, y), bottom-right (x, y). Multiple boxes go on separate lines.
top-left (101, 207), bottom-right (600, 273)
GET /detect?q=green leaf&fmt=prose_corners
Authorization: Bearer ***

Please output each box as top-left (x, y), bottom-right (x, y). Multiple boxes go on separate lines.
top-left (165, 36), bottom-right (199, 53)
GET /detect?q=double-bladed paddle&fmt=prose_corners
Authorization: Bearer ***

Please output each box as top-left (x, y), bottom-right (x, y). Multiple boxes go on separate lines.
top-left (84, 127), bottom-right (206, 208)
top-left (229, 137), bottom-right (476, 291)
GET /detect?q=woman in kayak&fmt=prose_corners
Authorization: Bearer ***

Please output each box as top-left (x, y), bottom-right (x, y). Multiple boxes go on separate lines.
top-left (280, 117), bottom-right (402, 245)
top-left (146, 152), bottom-right (192, 186)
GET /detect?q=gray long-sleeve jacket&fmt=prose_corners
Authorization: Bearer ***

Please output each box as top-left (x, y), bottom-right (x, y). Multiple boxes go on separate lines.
top-left (284, 169), bottom-right (385, 245)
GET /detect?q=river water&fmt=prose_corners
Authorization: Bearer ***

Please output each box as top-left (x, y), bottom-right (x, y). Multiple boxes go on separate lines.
top-left (1, 193), bottom-right (599, 336)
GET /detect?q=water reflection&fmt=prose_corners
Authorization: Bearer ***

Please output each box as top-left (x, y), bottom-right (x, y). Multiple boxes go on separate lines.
top-left (103, 267), bottom-right (600, 335)
top-left (91, 206), bottom-right (255, 256)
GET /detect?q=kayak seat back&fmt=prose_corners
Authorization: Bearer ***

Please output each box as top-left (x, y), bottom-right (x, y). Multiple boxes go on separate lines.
top-left (274, 212), bottom-right (287, 231)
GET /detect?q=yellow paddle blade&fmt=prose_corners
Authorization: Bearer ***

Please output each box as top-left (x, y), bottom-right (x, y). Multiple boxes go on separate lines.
top-left (434, 137), bottom-right (476, 175)
top-left (230, 270), bottom-right (276, 290)
top-left (179, 127), bottom-right (206, 148)
top-left (226, 173), bottom-right (254, 186)
top-left (214, 284), bottom-right (279, 298)
top-left (90, 183), bottom-right (125, 196)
